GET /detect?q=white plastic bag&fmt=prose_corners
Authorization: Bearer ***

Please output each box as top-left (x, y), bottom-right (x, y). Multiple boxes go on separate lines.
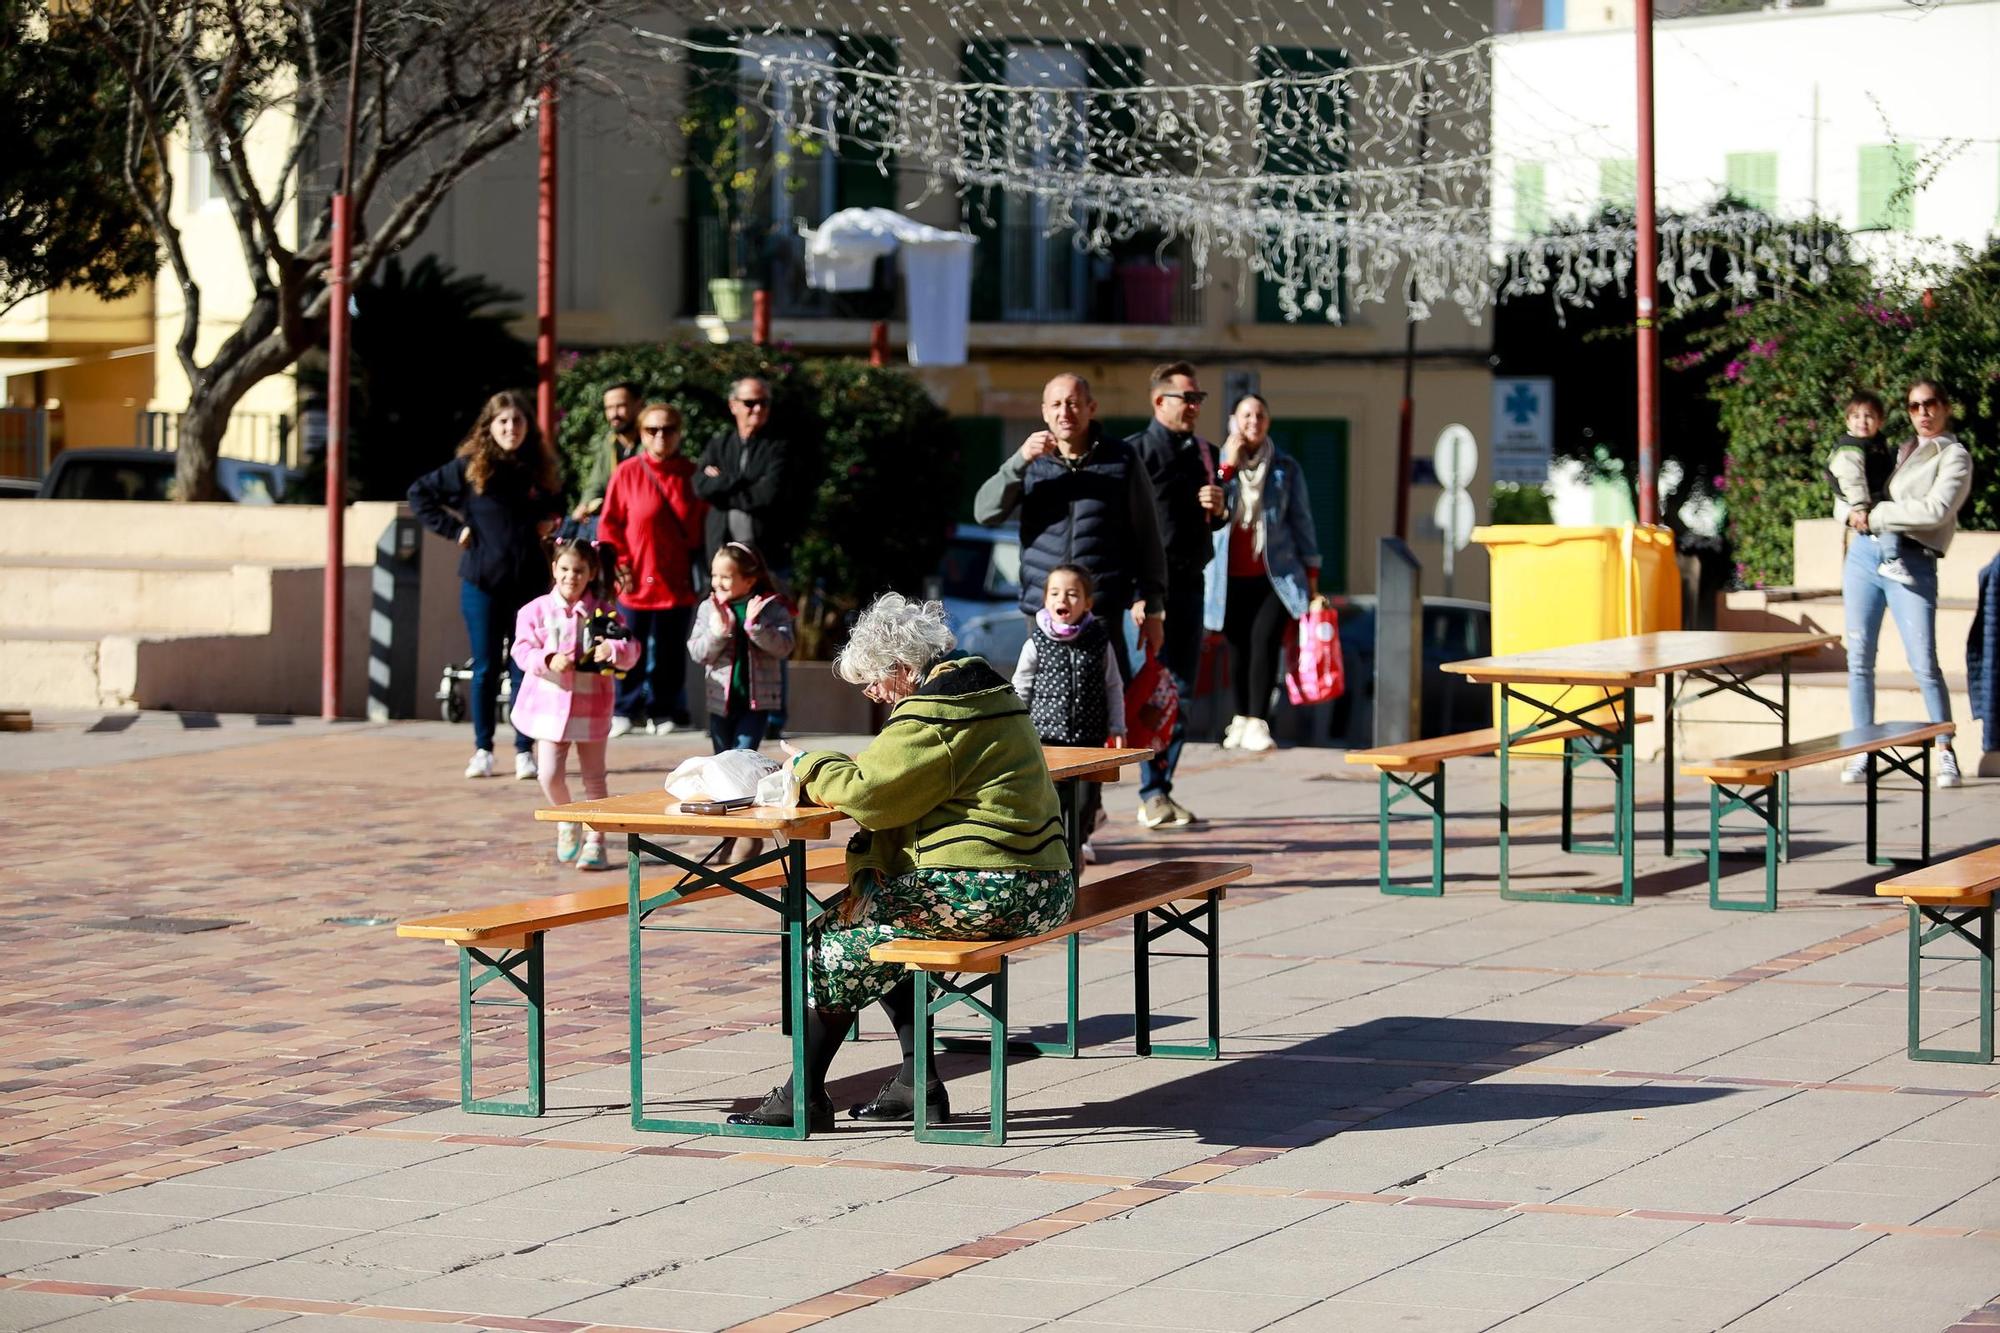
top-left (663, 751), bottom-right (782, 803)
top-left (755, 763), bottom-right (799, 809)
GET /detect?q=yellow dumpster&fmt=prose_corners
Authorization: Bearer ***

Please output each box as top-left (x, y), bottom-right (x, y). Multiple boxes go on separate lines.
top-left (1471, 525), bottom-right (1682, 749)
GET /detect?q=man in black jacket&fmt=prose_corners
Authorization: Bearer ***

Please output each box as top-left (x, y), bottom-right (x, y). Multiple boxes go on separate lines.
top-left (973, 373), bottom-right (1168, 682)
top-left (1126, 361), bottom-right (1227, 829)
top-left (694, 377), bottom-right (804, 576)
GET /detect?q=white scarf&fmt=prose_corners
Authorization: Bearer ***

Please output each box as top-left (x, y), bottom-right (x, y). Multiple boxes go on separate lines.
top-left (1233, 440), bottom-right (1274, 559)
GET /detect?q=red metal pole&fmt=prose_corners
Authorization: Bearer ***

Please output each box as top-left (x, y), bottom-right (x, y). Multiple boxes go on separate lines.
top-left (869, 320), bottom-right (889, 368)
top-left (1634, 0), bottom-right (1661, 527)
top-left (323, 195), bottom-right (351, 720)
top-left (752, 289), bottom-right (771, 346)
top-left (536, 83), bottom-right (558, 441)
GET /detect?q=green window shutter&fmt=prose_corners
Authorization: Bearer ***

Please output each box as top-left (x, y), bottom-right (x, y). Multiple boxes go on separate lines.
top-left (951, 415), bottom-right (1005, 520)
top-left (960, 40), bottom-right (1009, 322)
top-left (1513, 162), bottom-right (1547, 239)
top-left (1599, 158), bottom-right (1636, 211)
top-left (684, 31), bottom-right (741, 313)
top-left (1268, 418), bottom-right (1349, 593)
top-left (1255, 46), bottom-right (1348, 324)
top-left (1724, 151), bottom-right (1777, 212)
top-left (1858, 144), bottom-right (1913, 231)
top-left (836, 36), bottom-right (899, 211)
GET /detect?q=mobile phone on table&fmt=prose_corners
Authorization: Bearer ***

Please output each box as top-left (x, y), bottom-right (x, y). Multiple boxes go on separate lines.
top-left (680, 795), bottom-right (754, 815)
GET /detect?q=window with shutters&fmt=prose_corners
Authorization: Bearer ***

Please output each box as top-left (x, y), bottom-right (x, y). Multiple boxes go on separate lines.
top-left (1857, 144), bottom-right (1913, 232)
top-left (1002, 46), bottom-right (1091, 322)
top-left (1513, 162), bottom-right (1547, 240)
top-left (684, 30), bottom-right (899, 317)
top-left (1724, 151), bottom-right (1778, 212)
top-left (1255, 46), bottom-right (1348, 324)
top-left (1599, 158), bottom-right (1636, 212)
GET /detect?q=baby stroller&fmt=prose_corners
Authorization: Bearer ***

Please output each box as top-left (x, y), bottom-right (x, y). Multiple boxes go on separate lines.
top-left (436, 645), bottom-right (514, 724)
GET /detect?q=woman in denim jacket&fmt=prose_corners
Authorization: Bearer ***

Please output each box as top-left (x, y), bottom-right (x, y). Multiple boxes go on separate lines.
top-left (1202, 394), bottom-right (1325, 752)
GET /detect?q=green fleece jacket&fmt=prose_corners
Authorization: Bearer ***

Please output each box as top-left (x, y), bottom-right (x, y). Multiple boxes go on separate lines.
top-left (794, 654), bottom-right (1070, 880)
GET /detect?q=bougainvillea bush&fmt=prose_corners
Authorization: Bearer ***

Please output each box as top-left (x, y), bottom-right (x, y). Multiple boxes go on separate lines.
top-left (1696, 246), bottom-right (2000, 587)
top-left (556, 342), bottom-right (958, 656)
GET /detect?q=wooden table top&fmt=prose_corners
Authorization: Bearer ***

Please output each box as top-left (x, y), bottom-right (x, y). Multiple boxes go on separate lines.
top-left (537, 746), bottom-right (1153, 834)
top-left (1440, 631), bottom-right (1840, 688)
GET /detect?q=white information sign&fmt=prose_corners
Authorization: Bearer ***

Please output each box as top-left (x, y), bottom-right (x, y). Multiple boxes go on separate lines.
top-left (1491, 377), bottom-right (1554, 484)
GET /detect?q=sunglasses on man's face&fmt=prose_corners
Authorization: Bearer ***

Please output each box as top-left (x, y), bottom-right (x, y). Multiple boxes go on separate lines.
top-left (733, 398), bottom-right (770, 410)
top-left (1907, 398), bottom-right (1942, 413)
top-left (642, 425), bottom-right (676, 436)
top-left (1160, 391), bottom-right (1208, 406)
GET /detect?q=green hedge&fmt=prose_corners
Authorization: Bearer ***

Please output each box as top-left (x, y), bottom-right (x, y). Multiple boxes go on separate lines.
top-left (557, 342), bottom-right (959, 655)
top-left (1697, 249), bottom-right (2000, 587)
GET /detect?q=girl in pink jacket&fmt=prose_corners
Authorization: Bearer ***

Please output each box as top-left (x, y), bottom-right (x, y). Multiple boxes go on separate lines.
top-left (511, 540), bottom-right (641, 868)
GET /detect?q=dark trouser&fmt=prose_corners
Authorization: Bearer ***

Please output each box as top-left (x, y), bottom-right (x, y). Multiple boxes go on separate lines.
top-left (616, 604), bottom-right (695, 725)
top-left (459, 580), bottom-right (531, 755)
top-left (1139, 571), bottom-right (1205, 801)
top-left (1223, 575), bottom-right (1290, 721)
top-left (709, 709), bottom-right (772, 753)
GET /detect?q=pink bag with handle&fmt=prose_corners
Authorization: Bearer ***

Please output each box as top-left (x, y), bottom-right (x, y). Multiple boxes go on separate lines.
top-left (1284, 604), bottom-right (1345, 706)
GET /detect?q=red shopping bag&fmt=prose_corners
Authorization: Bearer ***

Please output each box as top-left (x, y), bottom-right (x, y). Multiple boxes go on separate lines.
top-left (1125, 646), bottom-right (1181, 754)
top-left (1284, 604), bottom-right (1345, 706)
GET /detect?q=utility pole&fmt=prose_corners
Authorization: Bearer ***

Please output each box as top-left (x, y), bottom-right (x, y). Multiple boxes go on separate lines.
top-left (322, 0), bottom-right (365, 720)
top-left (1634, 0), bottom-right (1661, 526)
top-left (1393, 74), bottom-right (1431, 543)
top-left (536, 81), bottom-right (558, 441)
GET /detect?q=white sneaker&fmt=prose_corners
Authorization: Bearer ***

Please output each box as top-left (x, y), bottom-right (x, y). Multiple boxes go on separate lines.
top-left (514, 751), bottom-right (538, 781)
top-left (1839, 754), bottom-right (1868, 785)
top-left (1238, 717), bottom-right (1275, 752)
top-left (653, 717), bottom-right (678, 735)
top-left (555, 822), bottom-right (581, 863)
top-left (463, 749), bottom-right (494, 779)
top-left (1877, 558), bottom-right (1916, 587)
top-left (577, 832), bottom-right (608, 870)
top-left (1221, 715), bottom-right (1249, 749)
top-left (1938, 748), bottom-right (1962, 789)
top-left (609, 717), bottom-right (635, 739)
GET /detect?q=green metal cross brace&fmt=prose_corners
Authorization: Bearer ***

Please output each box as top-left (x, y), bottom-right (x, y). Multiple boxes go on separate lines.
top-left (1866, 744), bottom-right (1934, 869)
top-left (1377, 768), bottom-right (1447, 897)
top-left (458, 936), bottom-right (546, 1116)
top-left (1560, 733), bottom-right (1628, 858)
top-left (1499, 685), bottom-right (1636, 906)
top-left (913, 966), bottom-right (1011, 1145)
top-left (1906, 901), bottom-right (1995, 1064)
top-left (1133, 894), bottom-right (1222, 1060)
top-left (1705, 780), bottom-right (1779, 913)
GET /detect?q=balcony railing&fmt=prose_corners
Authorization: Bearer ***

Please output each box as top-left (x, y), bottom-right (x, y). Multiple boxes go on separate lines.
top-left (998, 224), bottom-right (1204, 327)
top-left (691, 218), bottom-right (898, 321)
top-left (138, 410), bottom-right (296, 467)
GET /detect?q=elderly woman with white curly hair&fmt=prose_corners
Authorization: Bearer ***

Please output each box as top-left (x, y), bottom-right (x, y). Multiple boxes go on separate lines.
top-left (727, 592), bottom-right (1076, 1131)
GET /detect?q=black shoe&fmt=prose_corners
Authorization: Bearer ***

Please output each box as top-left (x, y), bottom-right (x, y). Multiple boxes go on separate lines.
top-left (727, 1085), bottom-right (835, 1132)
top-left (849, 1075), bottom-right (950, 1122)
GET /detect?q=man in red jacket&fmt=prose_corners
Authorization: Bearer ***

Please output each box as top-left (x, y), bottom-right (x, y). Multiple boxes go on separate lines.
top-left (598, 402), bottom-right (707, 736)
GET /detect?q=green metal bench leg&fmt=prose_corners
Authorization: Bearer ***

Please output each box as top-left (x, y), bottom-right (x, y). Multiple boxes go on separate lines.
top-left (1907, 902), bottom-right (1996, 1064)
top-left (1868, 743), bottom-right (1935, 869)
top-left (1706, 781), bottom-right (1778, 913)
top-left (914, 966), bottom-right (1010, 1145)
top-left (459, 934), bottom-right (546, 1116)
top-left (1378, 768), bottom-right (1447, 897)
top-left (1134, 894), bottom-right (1222, 1060)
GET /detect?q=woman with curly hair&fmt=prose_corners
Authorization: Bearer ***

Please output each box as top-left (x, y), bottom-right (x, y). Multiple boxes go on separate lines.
top-left (410, 390), bottom-right (565, 779)
top-left (726, 593), bottom-right (1076, 1131)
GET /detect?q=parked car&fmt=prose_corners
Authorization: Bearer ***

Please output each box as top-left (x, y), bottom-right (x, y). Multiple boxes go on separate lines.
top-left (0, 477), bottom-right (38, 499)
top-left (1310, 594), bottom-right (1493, 746)
top-left (930, 523), bottom-right (1030, 670)
top-left (35, 449), bottom-right (303, 503)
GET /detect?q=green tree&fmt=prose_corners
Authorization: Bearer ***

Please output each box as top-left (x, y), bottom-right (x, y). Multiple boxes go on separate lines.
top-left (1697, 246), bottom-right (2000, 587)
top-left (0, 2), bottom-right (157, 311)
top-left (557, 342), bottom-right (959, 657)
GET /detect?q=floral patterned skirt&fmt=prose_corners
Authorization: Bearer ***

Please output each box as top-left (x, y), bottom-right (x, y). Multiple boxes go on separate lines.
top-left (807, 866), bottom-right (1077, 1012)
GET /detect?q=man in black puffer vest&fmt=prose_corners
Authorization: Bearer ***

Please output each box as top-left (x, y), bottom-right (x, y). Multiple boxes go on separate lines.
top-left (974, 373), bottom-right (1169, 683)
top-left (1126, 361), bottom-right (1228, 830)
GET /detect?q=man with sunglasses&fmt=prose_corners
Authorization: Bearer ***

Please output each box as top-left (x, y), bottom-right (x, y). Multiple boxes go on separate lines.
top-left (694, 377), bottom-right (806, 578)
top-left (1126, 361), bottom-right (1230, 829)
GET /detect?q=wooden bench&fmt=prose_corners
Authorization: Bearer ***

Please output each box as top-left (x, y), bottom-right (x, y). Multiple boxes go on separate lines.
top-left (1877, 848), bottom-right (1998, 1064)
top-left (1346, 713), bottom-right (1650, 897)
top-left (398, 846), bottom-right (849, 1115)
top-left (1682, 721), bottom-right (1954, 913)
top-left (868, 859), bottom-right (1251, 1146)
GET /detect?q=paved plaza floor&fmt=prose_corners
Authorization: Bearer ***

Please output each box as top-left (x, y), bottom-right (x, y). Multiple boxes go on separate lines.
top-left (1, 711), bottom-right (1996, 1332)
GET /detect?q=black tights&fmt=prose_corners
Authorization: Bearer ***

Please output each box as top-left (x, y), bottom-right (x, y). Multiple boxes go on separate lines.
top-left (1222, 576), bottom-right (1290, 720)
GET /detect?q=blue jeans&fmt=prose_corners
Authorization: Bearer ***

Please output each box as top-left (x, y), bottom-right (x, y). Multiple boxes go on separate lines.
top-left (1843, 532), bottom-right (1951, 727)
top-left (1139, 573), bottom-right (1205, 801)
top-left (615, 604), bottom-right (694, 725)
top-left (710, 709), bottom-right (771, 753)
top-left (459, 581), bottom-right (530, 755)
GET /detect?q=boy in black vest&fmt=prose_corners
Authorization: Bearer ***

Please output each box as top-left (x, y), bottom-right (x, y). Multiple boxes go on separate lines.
top-left (1012, 565), bottom-right (1126, 864)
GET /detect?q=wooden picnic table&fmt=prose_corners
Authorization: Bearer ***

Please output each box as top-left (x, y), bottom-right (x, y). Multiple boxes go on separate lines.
top-left (535, 743), bottom-right (1153, 1139)
top-left (1440, 630), bottom-right (1838, 905)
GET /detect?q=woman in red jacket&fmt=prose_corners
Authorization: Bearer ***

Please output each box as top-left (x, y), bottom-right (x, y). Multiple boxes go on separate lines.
top-left (598, 402), bottom-right (708, 735)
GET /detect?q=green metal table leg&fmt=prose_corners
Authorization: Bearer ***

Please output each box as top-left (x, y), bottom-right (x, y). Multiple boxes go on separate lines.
top-left (1500, 685), bottom-right (1635, 905)
top-left (1908, 901), bottom-right (1996, 1064)
top-left (458, 934), bottom-right (546, 1116)
top-left (1497, 687), bottom-right (1513, 900)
